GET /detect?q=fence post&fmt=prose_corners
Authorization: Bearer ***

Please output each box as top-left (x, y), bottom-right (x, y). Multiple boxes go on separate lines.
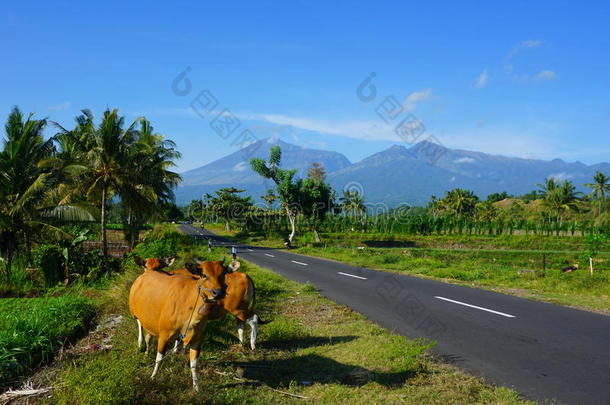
top-left (542, 253), bottom-right (546, 273)
top-left (589, 257), bottom-right (593, 276)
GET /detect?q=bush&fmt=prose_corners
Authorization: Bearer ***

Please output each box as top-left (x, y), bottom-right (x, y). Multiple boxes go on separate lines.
top-left (32, 244), bottom-right (65, 286)
top-left (135, 227), bottom-right (192, 259)
top-left (0, 295), bottom-right (96, 387)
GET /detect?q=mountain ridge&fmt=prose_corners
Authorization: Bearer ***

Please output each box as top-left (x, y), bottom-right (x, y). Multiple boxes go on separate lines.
top-left (176, 137), bottom-right (607, 206)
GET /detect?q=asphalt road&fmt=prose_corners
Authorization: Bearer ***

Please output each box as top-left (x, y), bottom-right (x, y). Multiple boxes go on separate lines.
top-left (179, 224), bottom-right (610, 404)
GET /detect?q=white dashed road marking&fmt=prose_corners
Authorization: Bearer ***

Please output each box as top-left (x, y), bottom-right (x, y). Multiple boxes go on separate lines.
top-left (337, 272), bottom-right (367, 280)
top-left (247, 249), bottom-right (254, 252)
top-left (434, 296), bottom-right (516, 318)
top-left (291, 260), bottom-right (308, 266)
top-left (264, 253), bottom-right (275, 258)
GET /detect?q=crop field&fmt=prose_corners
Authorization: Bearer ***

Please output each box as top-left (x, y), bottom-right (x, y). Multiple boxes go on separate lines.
top-left (0, 295), bottom-right (96, 388)
top-left (209, 226), bottom-right (610, 312)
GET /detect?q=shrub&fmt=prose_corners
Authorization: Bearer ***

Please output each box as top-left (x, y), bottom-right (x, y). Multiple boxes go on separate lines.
top-left (32, 244), bottom-right (65, 286)
top-left (135, 228), bottom-right (192, 259)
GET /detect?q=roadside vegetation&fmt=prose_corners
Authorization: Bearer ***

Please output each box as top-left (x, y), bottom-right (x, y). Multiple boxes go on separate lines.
top-left (33, 229), bottom-right (530, 405)
top-left (0, 295), bottom-right (96, 388)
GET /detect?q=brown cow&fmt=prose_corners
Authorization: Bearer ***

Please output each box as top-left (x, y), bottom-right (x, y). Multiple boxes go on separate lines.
top-left (173, 259), bottom-right (260, 350)
top-left (128, 259), bottom-right (228, 391)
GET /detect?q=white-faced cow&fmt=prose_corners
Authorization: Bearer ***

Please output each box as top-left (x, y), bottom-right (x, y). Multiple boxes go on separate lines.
top-left (128, 258), bottom-right (228, 391)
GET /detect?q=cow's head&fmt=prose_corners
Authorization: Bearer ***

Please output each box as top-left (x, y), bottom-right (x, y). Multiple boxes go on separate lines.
top-left (184, 258), bottom-right (241, 301)
top-left (136, 257), bottom-right (175, 272)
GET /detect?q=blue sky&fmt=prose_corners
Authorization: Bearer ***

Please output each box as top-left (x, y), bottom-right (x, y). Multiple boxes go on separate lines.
top-left (1, 1), bottom-right (609, 171)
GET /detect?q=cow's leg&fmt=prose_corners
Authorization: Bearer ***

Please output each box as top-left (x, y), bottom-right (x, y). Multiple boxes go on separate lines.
top-left (247, 314), bottom-right (259, 350)
top-left (151, 333), bottom-right (169, 379)
top-left (237, 321), bottom-right (245, 345)
top-left (182, 324), bottom-right (205, 392)
top-left (172, 339), bottom-right (181, 354)
top-left (189, 345), bottom-right (201, 392)
top-left (144, 333), bottom-right (152, 354)
top-left (136, 319), bottom-right (144, 351)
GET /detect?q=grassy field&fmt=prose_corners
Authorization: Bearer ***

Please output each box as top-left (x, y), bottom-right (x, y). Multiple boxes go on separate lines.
top-left (23, 243), bottom-right (531, 404)
top-left (209, 226), bottom-right (610, 313)
top-left (0, 295), bottom-right (96, 388)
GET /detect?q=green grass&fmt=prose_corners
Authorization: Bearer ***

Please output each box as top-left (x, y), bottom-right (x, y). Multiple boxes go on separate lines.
top-left (209, 225), bottom-right (610, 313)
top-left (35, 243), bottom-right (531, 404)
top-left (0, 295), bottom-right (96, 388)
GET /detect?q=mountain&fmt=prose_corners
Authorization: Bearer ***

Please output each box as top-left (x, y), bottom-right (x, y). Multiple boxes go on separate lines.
top-left (176, 138), bottom-right (608, 206)
top-left (176, 138), bottom-right (352, 203)
top-left (327, 145), bottom-right (500, 206)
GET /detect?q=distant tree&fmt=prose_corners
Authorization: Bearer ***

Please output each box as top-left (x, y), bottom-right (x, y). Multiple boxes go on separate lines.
top-left (486, 191), bottom-right (510, 203)
top-left (440, 188), bottom-right (479, 217)
top-left (300, 176), bottom-right (336, 241)
top-left (520, 190), bottom-right (540, 202)
top-left (340, 190), bottom-right (365, 217)
top-left (307, 162), bottom-right (326, 184)
top-left (537, 178), bottom-right (559, 198)
top-left (209, 187), bottom-right (252, 231)
top-left (261, 189), bottom-right (277, 209)
top-left (543, 180), bottom-right (581, 223)
top-left (160, 202), bottom-right (184, 222)
top-left (187, 199), bottom-right (204, 221)
top-left (250, 146), bottom-right (301, 244)
top-left (584, 171), bottom-right (610, 215)
top-left (476, 200), bottom-right (498, 221)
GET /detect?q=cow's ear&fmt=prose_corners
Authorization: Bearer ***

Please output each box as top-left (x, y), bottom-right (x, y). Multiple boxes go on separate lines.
top-left (227, 260), bottom-right (241, 273)
top-left (185, 262), bottom-right (201, 276)
top-left (133, 256), bottom-right (145, 267)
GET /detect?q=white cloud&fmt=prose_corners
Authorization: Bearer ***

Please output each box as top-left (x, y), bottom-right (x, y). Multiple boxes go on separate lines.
top-left (402, 89), bottom-right (432, 111)
top-left (548, 172), bottom-right (574, 181)
top-left (454, 157), bottom-right (476, 164)
top-left (533, 69), bottom-right (556, 81)
top-left (439, 125), bottom-right (560, 160)
top-left (246, 113), bottom-right (396, 141)
top-left (474, 69), bottom-right (489, 89)
top-left (232, 162), bottom-right (247, 172)
top-left (507, 39), bottom-right (543, 59)
top-left (47, 101), bottom-right (71, 111)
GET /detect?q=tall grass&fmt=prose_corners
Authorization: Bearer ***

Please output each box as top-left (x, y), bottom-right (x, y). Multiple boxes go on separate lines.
top-left (0, 295), bottom-right (96, 387)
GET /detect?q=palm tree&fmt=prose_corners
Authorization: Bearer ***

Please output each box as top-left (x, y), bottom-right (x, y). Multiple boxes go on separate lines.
top-left (537, 178), bottom-right (558, 198)
top-left (584, 171), bottom-right (610, 215)
top-left (442, 188), bottom-right (478, 217)
top-left (121, 120), bottom-right (181, 247)
top-left (0, 107), bottom-right (94, 281)
top-left (262, 189), bottom-right (277, 209)
top-left (340, 190), bottom-right (365, 217)
top-left (55, 109), bottom-right (145, 268)
top-left (543, 180), bottom-right (581, 224)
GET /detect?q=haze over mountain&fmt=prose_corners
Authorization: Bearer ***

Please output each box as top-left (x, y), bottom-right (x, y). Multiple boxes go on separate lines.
top-left (176, 138), bottom-right (608, 206)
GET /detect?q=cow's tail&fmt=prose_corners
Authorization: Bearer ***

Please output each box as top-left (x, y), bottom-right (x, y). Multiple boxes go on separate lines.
top-left (246, 276), bottom-right (271, 324)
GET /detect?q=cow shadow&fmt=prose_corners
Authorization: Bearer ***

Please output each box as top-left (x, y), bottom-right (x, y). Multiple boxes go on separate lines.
top-left (226, 353), bottom-right (419, 388)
